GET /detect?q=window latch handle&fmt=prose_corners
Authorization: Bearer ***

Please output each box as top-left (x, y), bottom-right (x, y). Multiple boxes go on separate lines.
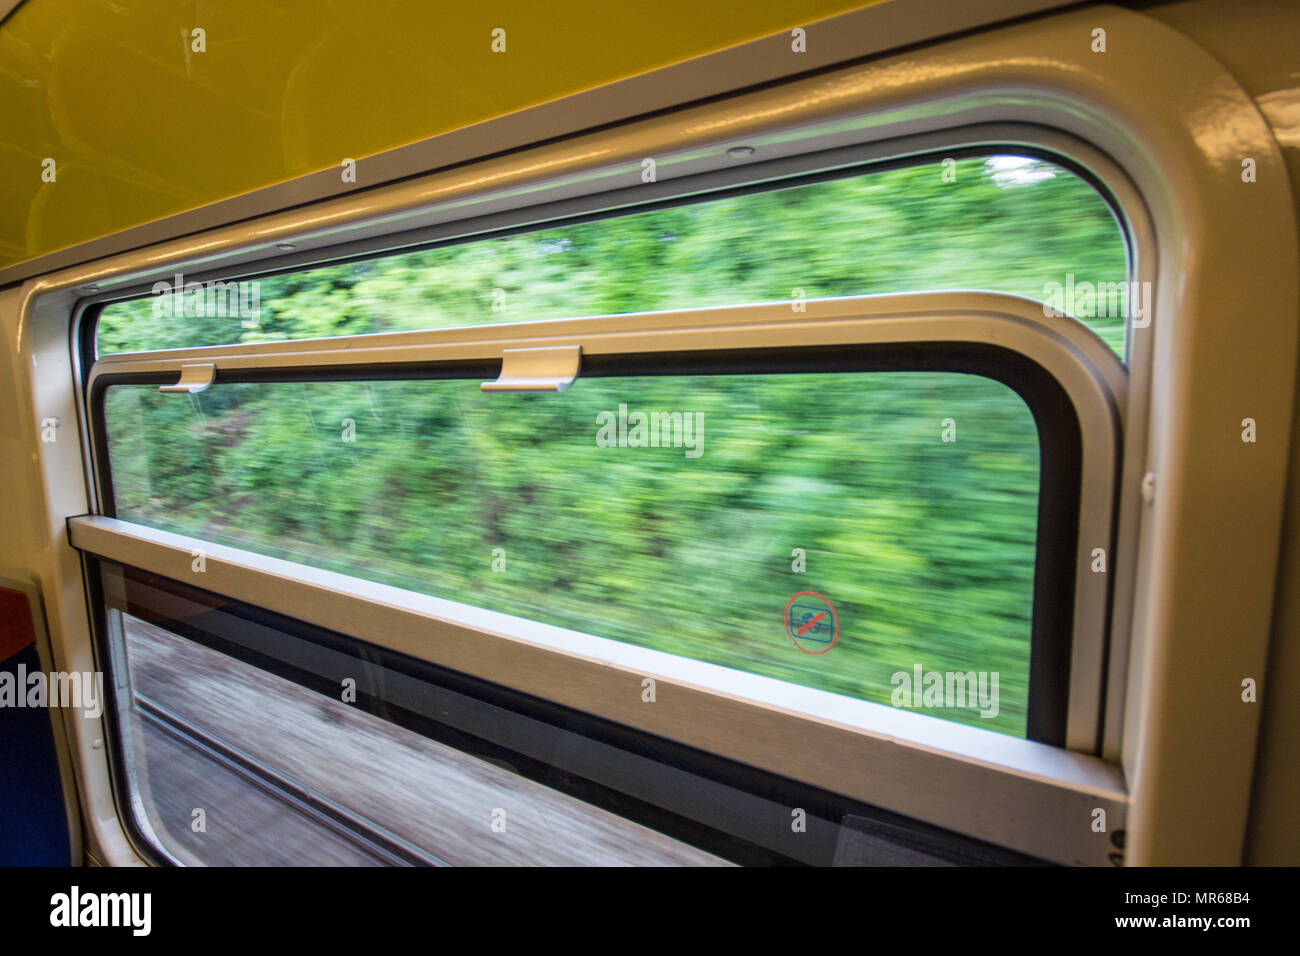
top-left (481, 345), bottom-right (581, 393)
top-left (159, 363), bottom-right (216, 394)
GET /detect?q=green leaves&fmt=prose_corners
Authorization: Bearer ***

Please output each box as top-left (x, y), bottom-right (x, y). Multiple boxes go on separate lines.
top-left (108, 373), bottom-right (1039, 737)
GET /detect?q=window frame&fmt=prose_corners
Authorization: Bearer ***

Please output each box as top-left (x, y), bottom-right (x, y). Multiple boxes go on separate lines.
top-left (88, 337), bottom-right (1086, 743)
top-left (69, 133), bottom-right (1148, 771)
top-left (71, 285), bottom-right (1127, 865)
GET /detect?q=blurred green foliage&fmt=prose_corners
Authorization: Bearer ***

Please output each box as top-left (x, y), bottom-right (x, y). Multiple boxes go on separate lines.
top-left (98, 155), bottom-right (1126, 355)
top-left (98, 155), bottom-right (1126, 738)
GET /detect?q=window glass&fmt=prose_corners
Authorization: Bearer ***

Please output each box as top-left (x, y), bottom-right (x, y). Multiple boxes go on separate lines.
top-left (104, 564), bottom-right (1042, 866)
top-left (104, 370), bottom-right (1039, 737)
top-left (116, 608), bottom-right (726, 866)
top-left (95, 154), bottom-right (1128, 358)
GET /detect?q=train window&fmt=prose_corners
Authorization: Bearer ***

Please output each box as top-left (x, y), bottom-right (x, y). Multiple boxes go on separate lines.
top-left (72, 147), bottom-right (1130, 865)
top-left (100, 368), bottom-right (1042, 738)
top-left (93, 154), bottom-right (1128, 359)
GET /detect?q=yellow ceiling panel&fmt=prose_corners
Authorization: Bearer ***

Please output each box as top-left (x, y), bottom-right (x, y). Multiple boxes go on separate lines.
top-left (0, 0), bottom-right (874, 270)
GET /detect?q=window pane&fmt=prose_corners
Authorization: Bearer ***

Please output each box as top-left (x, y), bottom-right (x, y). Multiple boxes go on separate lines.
top-left (115, 609), bottom-right (726, 866)
top-left (103, 371), bottom-right (1039, 737)
top-left (104, 565), bottom-right (1040, 866)
top-left (95, 154), bottom-right (1127, 358)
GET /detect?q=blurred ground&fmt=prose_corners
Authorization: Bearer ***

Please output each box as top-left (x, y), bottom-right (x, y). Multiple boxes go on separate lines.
top-left (124, 616), bottom-right (726, 866)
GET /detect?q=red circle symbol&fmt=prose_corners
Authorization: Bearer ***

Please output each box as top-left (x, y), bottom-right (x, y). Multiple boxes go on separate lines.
top-left (784, 591), bottom-right (839, 654)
